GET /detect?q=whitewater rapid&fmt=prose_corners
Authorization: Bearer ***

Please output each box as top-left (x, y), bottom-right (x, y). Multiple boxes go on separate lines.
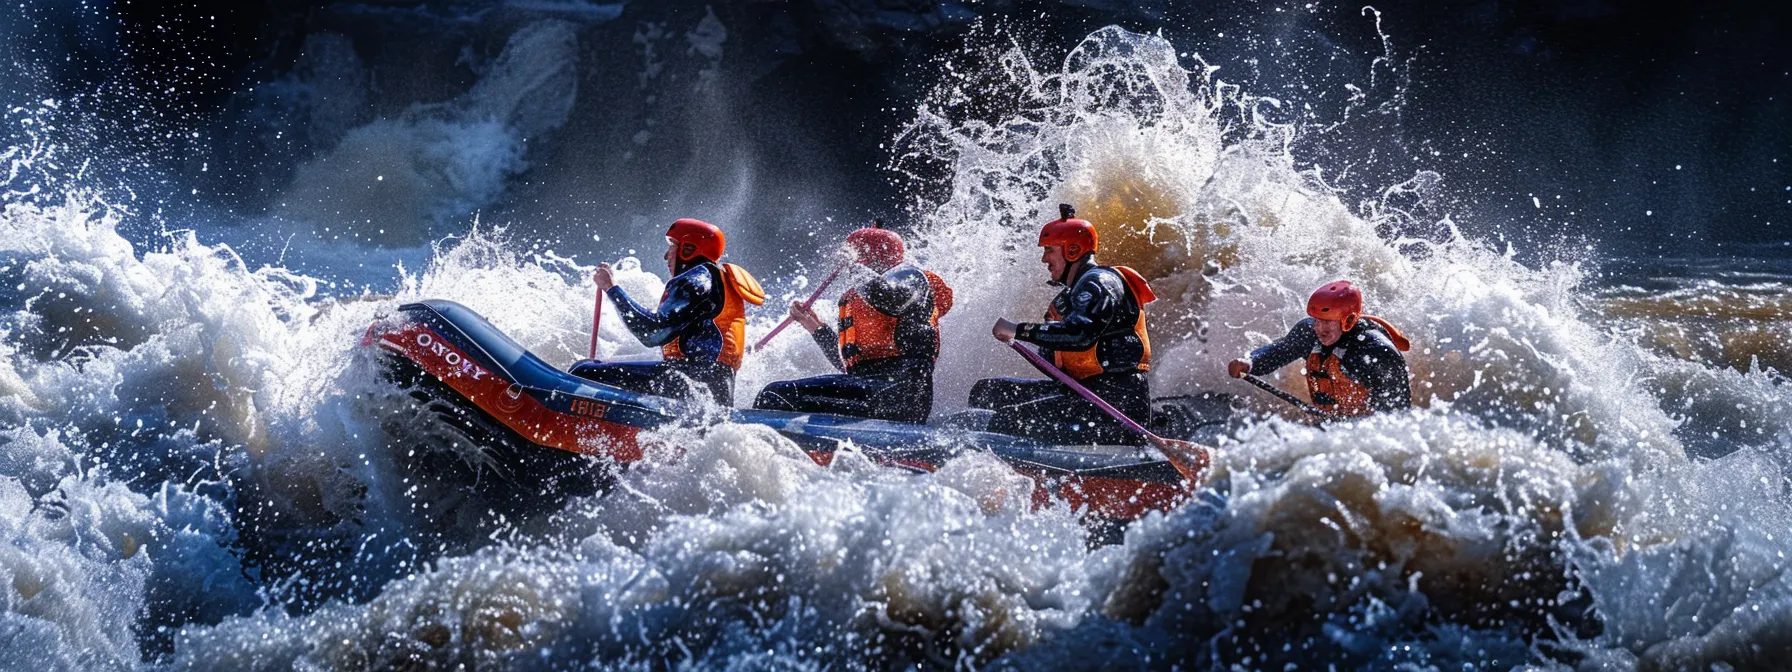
top-left (2, 24), bottom-right (1791, 671)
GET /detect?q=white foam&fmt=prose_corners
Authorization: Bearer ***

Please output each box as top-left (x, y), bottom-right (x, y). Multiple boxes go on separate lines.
top-left (172, 421), bottom-right (1097, 668)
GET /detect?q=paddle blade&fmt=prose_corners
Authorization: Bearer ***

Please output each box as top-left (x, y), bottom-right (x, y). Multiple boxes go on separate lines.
top-left (1151, 436), bottom-right (1213, 485)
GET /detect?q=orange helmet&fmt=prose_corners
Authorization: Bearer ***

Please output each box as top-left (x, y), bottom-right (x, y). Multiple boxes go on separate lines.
top-left (845, 221), bottom-right (904, 271)
top-left (667, 218), bottom-right (725, 262)
top-left (1307, 280), bottom-right (1364, 331)
top-left (1038, 204), bottom-right (1097, 262)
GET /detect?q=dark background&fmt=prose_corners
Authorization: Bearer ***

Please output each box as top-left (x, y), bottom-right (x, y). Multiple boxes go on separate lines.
top-left (4, 0), bottom-right (1788, 264)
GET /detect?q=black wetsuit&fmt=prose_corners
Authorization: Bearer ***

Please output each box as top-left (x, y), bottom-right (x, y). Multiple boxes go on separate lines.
top-left (754, 264), bottom-right (939, 423)
top-left (970, 263), bottom-right (1150, 445)
top-left (570, 260), bottom-right (735, 405)
top-left (1247, 317), bottom-right (1410, 414)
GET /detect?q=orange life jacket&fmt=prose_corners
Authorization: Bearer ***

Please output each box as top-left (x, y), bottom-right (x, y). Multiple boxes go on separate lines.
top-left (1303, 315), bottom-right (1409, 417)
top-left (662, 263), bottom-right (765, 369)
top-left (838, 270), bottom-right (953, 369)
top-left (1305, 350), bottom-right (1374, 417)
top-left (1047, 265), bottom-right (1154, 380)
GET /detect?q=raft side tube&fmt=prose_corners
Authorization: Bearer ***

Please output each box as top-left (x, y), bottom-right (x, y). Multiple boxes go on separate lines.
top-left (368, 300), bottom-right (692, 462)
top-left (365, 299), bottom-right (1199, 523)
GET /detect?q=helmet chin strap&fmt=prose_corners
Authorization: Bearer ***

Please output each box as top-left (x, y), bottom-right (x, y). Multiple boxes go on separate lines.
top-left (1056, 255), bottom-right (1090, 286)
top-left (673, 255), bottom-right (708, 276)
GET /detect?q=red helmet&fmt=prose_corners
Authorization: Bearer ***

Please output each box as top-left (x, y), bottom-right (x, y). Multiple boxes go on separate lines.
top-left (1307, 280), bottom-right (1364, 331)
top-left (667, 218), bottom-right (725, 262)
top-left (845, 223), bottom-right (904, 271)
top-left (1038, 204), bottom-right (1097, 262)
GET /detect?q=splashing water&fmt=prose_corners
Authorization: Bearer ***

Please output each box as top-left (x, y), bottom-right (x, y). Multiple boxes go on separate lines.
top-left (2, 24), bottom-right (1791, 670)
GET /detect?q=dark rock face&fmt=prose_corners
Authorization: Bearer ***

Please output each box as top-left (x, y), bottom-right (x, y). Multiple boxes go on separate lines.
top-left (152, 2), bottom-right (1008, 253)
top-left (14, 1), bottom-right (1792, 255)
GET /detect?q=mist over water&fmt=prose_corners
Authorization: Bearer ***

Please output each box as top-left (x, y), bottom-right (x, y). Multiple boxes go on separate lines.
top-left (2, 6), bottom-right (1792, 671)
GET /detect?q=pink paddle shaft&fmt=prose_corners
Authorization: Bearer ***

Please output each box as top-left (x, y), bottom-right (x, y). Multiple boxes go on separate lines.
top-left (1005, 340), bottom-right (1211, 482)
top-left (1006, 341), bottom-right (1154, 437)
top-left (589, 273), bottom-right (605, 360)
top-left (751, 263), bottom-right (846, 352)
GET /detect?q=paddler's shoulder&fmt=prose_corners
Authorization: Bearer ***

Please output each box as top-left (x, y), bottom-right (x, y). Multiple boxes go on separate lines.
top-left (1073, 265), bottom-right (1128, 296)
top-left (1347, 321), bottom-right (1401, 354)
top-left (671, 262), bottom-right (719, 291)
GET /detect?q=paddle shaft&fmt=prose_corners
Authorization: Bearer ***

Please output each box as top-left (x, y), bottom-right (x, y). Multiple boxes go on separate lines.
top-left (751, 262), bottom-right (846, 352)
top-left (1006, 341), bottom-right (1154, 437)
top-left (1004, 341), bottom-right (1210, 482)
top-left (589, 276), bottom-right (604, 360)
top-left (1239, 372), bottom-right (1329, 418)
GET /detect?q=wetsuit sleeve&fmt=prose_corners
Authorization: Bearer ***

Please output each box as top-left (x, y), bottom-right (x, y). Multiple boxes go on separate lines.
top-left (1247, 319), bottom-right (1319, 374)
top-left (1346, 331), bottom-right (1411, 411)
top-left (1013, 272), bottom-right (1123, 351)
top-left (605, 269), bottom-right (718, 348)
top-left (810, 324), bottom-right (846, 372)
top-left (858, 267), bottom-right (930, 316)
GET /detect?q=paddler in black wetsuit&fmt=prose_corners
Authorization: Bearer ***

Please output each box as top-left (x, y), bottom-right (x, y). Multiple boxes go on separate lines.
top-left (754, 224), bottom-right (954, 424)
top-left (975, 205), bottom-right (1157, 445)
top-left (1227, 280), bottom-right (1412, 417)
top-left (580, 218), bottom-right (764, 406)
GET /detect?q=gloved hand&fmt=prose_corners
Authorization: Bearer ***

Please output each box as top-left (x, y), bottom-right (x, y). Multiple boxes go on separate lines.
top-left (789, 300), bottom-right (824, 332)
top-left (992, 318), bottom-right (1019, 342)
top-left (593, 263), bottom-right (616, 292)
top-left (1227, 358), bottom-right (1251, 378)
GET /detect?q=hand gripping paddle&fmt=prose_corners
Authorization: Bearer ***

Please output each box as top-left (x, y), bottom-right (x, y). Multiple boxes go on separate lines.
top-left (751, 262), bottom-right (846, 353)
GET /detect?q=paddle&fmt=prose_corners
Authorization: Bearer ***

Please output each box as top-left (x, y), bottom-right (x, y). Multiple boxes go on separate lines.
top-left (750, 262), bottom-right (846, 353)
top-left (588, 271), bottom-right (605, 359)
top-left (1004, 340), bottom-right (1212, 484)
top-left (1237, 373), bottom-right (1331, 419)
